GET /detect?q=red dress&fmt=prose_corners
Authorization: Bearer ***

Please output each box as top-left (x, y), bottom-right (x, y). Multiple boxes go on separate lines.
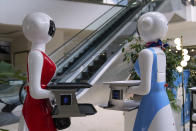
top-left (22, 50), bottom-right (56, 131)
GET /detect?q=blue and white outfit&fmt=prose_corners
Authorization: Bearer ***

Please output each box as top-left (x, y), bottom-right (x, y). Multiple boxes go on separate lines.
top-left (133, 47), bottom-right (176, 131)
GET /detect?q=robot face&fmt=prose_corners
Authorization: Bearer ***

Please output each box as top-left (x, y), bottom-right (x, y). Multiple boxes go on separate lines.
top-left (48, 20), bottom-right (56, 37)
top-left (23, 12), bottom-right (56, 43)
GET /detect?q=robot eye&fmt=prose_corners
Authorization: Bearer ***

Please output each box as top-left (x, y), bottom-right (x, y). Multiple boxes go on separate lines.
top-left (48, 20), bottom-right (56, 37)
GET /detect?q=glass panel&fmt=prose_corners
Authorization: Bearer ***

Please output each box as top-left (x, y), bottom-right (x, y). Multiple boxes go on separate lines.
top-left (70, 0), bottom-right (166, 82)
top-left (51, 0), bottom-right (165, 84)
top-left (49, 1), bottom-right (125, 63)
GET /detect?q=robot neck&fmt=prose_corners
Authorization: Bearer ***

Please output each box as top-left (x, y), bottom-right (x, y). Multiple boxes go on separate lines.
top-left (31, 42), bottom-right (46, 52)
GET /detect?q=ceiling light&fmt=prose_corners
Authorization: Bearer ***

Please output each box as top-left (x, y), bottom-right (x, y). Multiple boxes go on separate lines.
top-left (182, 49), bottom-right (188, 55)
top-left (174, 38), bottom-right (181, 45)
top-left (183, 55), bottom-right (190, 62)
top-left (176, 46), bottom-right (182, 50)
top-left (176, 66), bottom-right (183, 73)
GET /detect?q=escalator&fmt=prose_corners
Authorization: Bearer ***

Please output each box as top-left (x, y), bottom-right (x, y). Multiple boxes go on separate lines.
top-left (52, 1), bottom-right (140, 82)
top-left (51, 0), bottom-right (142, 83)
top-left (50, 0), bottom-right (166, 92)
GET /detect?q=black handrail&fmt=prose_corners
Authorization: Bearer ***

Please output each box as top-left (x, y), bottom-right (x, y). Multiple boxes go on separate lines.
top-left (54, 4), bottom-right (128, 65)
top-left (52, 1), bottom-right (140, 70)
top-left (49, 0), bottom-right (126, 58)
top-left (61, 0), bottom-right (166, 82)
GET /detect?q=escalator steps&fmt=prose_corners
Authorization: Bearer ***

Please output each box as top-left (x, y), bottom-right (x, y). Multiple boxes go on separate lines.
top-left (63, 67), bottom-right (69, 72)
top-left (88, 66), bottom-right (99, 72)
top-left (57, 71), bottom-right (64, 76)
top-left (55, 2), bottom-right (141, 84)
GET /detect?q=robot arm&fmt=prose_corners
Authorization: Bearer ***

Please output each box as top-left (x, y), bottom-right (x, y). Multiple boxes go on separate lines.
top-left (28, 50), bottom-right (54, 99)
top-left (127, 49), bottom-right (153, 95)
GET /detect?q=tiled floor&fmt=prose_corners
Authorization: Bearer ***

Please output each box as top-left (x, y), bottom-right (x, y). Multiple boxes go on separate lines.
top-left (0, 103), bottom-right (21, 127)
top-left (2, 122), bottom-right (196, 131)
top-left (0, 104), bottom-right (124, 131)
top-left (1, 103), bottom-right (196, 131)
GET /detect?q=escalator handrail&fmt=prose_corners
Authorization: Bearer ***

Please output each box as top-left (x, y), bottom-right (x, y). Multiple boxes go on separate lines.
top-left (54, 5), bottom-right (130, 69)
top-left (61, 0), bottom-right (166, 83)
top-left (85, 0), bottom-right (167, 84)
top-left (55, 5), bottom-right (126, 69)
top-left (54, 1), bottom-right (140, 82)
top-left (55, 0), bottom-right (139, 73)
top-left (59, 1), bottom-right (149, 82)
top-left (75, 0), bottom-right (167, 98)
top-left (49, 0), bottom-right (127, 62)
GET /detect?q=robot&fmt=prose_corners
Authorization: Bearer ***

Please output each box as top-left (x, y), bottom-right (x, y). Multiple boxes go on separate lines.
top-left (130, 12), bottom-right (176, 131)
top-left (18, 12), bottom-right (58, 131)
top-left (18, 12), bottom-right (97, 131)
top-left (102, 12), bottom-right (177, 131)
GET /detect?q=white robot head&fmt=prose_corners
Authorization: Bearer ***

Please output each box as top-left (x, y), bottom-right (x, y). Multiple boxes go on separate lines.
top-left (23, 12), bottom-right (56, 44)
top-left (137, 12), bottom-right (168, 43)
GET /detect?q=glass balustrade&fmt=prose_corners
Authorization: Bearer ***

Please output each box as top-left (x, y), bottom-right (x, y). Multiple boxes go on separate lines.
top-left (49, 0), bottom-right (129, 65)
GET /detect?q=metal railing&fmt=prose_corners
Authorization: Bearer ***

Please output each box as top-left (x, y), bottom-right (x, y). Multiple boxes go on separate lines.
top-left (56, 0), bottom-right (165, 83)
top-left (49, 0), bottom-right (128, 67)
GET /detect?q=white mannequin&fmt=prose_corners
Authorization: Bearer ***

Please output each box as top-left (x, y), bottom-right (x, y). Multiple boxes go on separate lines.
top-left (127, 12), bottom-right (168, 95)
top-left (18, 12), bottom-right (56, 131)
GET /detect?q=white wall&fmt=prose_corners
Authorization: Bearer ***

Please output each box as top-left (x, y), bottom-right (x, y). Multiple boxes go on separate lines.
top-left (186, 5), bottom-right (196, 22)
top-left (166, 22), bottom-right (196, 47)
top-left (0, 0), bottom-right (118, 29)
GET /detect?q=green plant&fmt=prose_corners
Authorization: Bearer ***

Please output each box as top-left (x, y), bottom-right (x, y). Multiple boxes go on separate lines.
top-left (0, 129), bottom-right (9, 131)
top-left (0, 61), bottom-right (26, 85)
top-left (122, 36), bottom-right (182, 111)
